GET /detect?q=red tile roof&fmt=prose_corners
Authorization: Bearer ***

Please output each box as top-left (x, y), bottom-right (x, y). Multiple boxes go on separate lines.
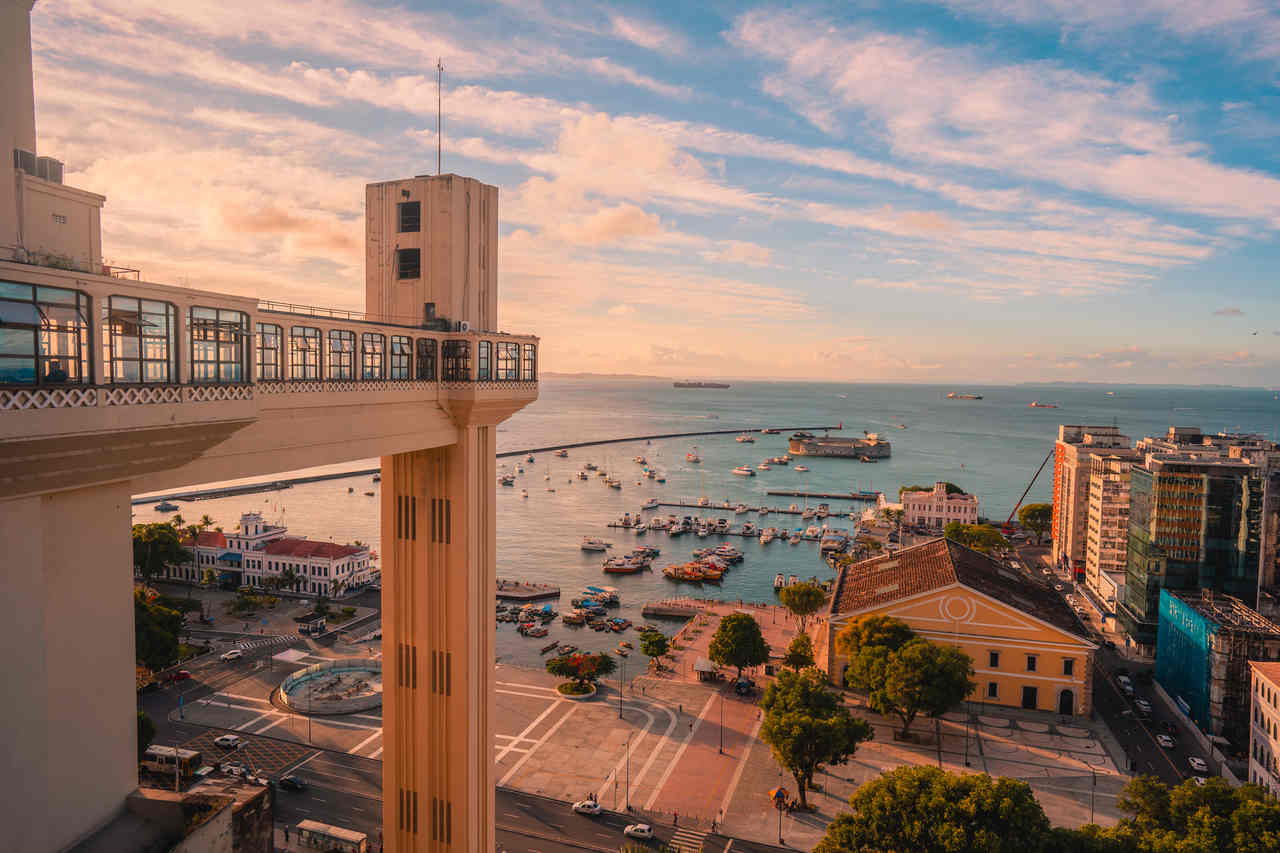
top-left (179, 530), bottom-right (227, 549)
top-left (261, 537), bottom-right (365, 560)
top-left (1249, 661), bottom-right (1280, 686)
top-left (829, 537), bottom-right (1087, 638)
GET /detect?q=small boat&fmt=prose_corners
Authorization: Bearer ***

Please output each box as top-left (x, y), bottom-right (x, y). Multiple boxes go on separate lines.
top-left (620, 641), bottom-right (633, 649)
top-left (741, 522), bottom-right (758, 536)
top-left (556, 449), bottom-right (569, 457)
top-left (1029, 401), bottom-right (1059, 408)
top-left (757, 462), bottom-right (771, 470)
top-left (634, 456), bottom-right (647, 464)
top-left (773, 573), bottom-right (785, 589)
top-left (348, 487), bottom-right (354, 493)
top-left (732, 466), bottom-right (755, 477)
top-left (789, 532), bottom-right (802, 545)
top-left (947, 392), bottom-right (983, 400)
top-left (801, 507), bottom-right (816, 520)
top-left (758, 505), bottom-right (771, 515)
top-left (581, 537), bottom-right (609, 552)
top-left (577, 471), bottom-right (589, 480)
top-left (562, 609), bottom-right (587, 625)
top-left (616, 648), bottom-right (629, 656)
top-left (643, 498), bottom-right (659, 510)
top-left (606, 478), bottom-right (622, 489)
top-left (736, 434), bottom-right (755, 443)
top-left (527, 454), bottom-right (535, 462)
top-left (364, 491), bottom-right (376, 496)
top-left (788, 574), bottom-right (799, 586)
top-left (686, 452), bottom-right (701, 463)
top-left (521, 489), bottom-right (528, 498)
top-left (794, 465), bottom-right (809, 472)
top-left (557, 644), bottom-right (577, 655)
top-left (154, 501), bottom-right (179, 512)
top-left (541, 641), bottom-right (560, 654)
top-left (500, 474), bottom-right (516, 486)
top-left (762, 428), bottom-right (780, 434)
top-left (584, 462), bottom-right (598, 471)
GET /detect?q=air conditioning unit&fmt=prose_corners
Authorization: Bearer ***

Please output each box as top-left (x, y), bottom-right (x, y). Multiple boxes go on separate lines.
top-left (458, 320), bottom-right (471, 333)
top-left (36, 156), bottom-right (63, 184)
top-left (12, 148), bottom-right (37, 176)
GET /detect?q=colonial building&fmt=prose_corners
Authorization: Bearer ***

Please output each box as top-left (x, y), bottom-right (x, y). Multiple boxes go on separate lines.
top-left (901, 482), bottom-right (979, 529)
top-left (1248, 661), bottom-right (1280, 798)
top-left (816, 538), bottom-right (1096, 716)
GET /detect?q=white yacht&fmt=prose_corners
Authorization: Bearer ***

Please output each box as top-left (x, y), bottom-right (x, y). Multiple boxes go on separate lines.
top-left (695, 522), bottom-right (710, 537)
top-left (773, 573), bottom-right (785, 589)
top-left (715, 518), bottom-right (731, 533)
top-left (734, 503), bottom-right (751, 514)
top-left (757, 462), bottom-right (771, 471)
top-left (794, 465), bottom-right (809, 472)
top-left (801, 507), bottom-right (817, 520)
top-left (731, 466), bottom-right (755, 477)
top-left (581, 537), bottom-right (609, 552)
top-left (741, 522), bottom-right (758, 536)
top-left (643, 498), bottom-right (660, 510)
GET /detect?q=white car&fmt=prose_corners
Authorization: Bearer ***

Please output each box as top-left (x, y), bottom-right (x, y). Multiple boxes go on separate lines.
top-left (1134, 698), bottom-right (1153, 714)
top-left (623, 824), bottom-right (654, 840)
top-left (220, 649), bottom-right (243, 662)
top-left (572, 800), bottom-right (602, 816)
top-left (214, 734), bottom-right (243, 749)
top-left (1193, 776), bottom-right (1208, 786)
top-left (1187, 756), bottom-right (1209, 773)
top-left (1156, 734), bottom-right (1175, 749)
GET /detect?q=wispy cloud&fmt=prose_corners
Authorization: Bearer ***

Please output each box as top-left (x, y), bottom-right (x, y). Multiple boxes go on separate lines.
top-left (1213, 306), bottom-right (1245, 316)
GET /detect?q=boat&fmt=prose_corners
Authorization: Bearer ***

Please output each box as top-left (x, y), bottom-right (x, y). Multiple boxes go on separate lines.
top-left (557, 644), bottom-right (577, 655)
top-left (804, 525), bottom-right (821, 538)
top-left (686, 451), bottom-right (701, 463)
top-left (606, 478), bottom-right (622, 489)
top-left (348, 486), bottom-right (354, 493)
top-left (1029, 401), bottom-right (1059, 408)
top-left (584, 462), bottom-right (597, 471)
top-left (634, 455), bottom-right (647, 464)
top-left (757, 462), bottom-right (771, 471)
top-left (715, 518), bottom-right (731, 533)
top-left (616, 648), bottom-right (629, 656)
top-left (734, 503), bottom-right (750, 514)
top-left (789, 532), bottom-right (802, 545)
top-left (741, 522), bottom-right (758, 536)
top-left (556, 449), bottom-right (569, 457)
top-left (372, 474), bottom-right (381, 482)
top-left (499, 474), bottom-right (516, 486)
top-left (758, 505), bottom-right (771, 515)
top-left (731, 466), bottom-right (755, 477)
top-left (816, 503), bottom-right (829, 518)
top-left (541, 641), bottom-right (560, 654)
top-left (794, 465), bottom-right (809, 472)
top-left (364, 491), bottom-right (376, 496)
top-left (673, 381), bottom-right (730, 389)
top-left (762, 428), bottom-right (780, 434)
top-left (736, 434), bottom-right (755, 443)
top-left (521, 489), bottom-right (528, 498)
top-left (581, 537), bottom-right (609, 552)
top-left (562, 609), bottom-right (587, 625)
top-left (620, 641), bottom-right (632, 649)
top-left (801, 507), bottom-right (816, 520)
top-left (154, 501), bottom-right (179, 512)
top-left (577, 471), bottom-right (589, 480)
top-left (774, 573), bottom-right (785, 589)
top-left (947, 392), bottom-right (983, 400)
top-left (526, 454), bottom-right (535, 463)
top-left (788, 574), bottom-right (799, 586)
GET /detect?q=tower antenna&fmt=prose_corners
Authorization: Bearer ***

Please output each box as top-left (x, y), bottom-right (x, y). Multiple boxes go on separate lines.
top-left (436, 58), bottom-right (443, 175)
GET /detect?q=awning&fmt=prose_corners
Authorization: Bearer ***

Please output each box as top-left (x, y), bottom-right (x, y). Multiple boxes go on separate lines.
top-left (217, 552), bottom-right (242, 563)
top-left (693, 657), bottom-right (717, 673)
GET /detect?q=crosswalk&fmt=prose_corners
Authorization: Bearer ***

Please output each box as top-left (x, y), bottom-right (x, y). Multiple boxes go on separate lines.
top-left (229, 634), bottom-right (294, 651)
top-left (668, 826), bottom-right (707, 852)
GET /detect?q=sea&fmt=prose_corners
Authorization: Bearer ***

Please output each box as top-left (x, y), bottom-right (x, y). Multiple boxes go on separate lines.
top-left (134, 380), bottom-right (1280, 667)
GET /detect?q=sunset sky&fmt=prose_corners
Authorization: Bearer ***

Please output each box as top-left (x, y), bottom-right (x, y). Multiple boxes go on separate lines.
top-left (29, 1), bottom-right (1280, 384)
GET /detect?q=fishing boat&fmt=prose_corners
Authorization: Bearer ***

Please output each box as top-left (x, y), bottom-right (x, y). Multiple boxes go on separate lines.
top-left (801, 507), bottom-right (816, 520)
top-left (774, 573), bottom-right (785, 589)
top-left (581, 537), bottom-right (609, 552)
top-left (762, 428), bottom-right (780, 434)
top-left (760, 528), bottom-right (777, 545)
top-left (816, 503), bottom-right (829, 518)
top-left (540, 641), bottom-right (560, 654)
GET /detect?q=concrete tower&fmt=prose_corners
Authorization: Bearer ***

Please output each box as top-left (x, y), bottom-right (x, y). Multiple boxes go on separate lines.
top-left (1, 0), bottom-right (39, 255)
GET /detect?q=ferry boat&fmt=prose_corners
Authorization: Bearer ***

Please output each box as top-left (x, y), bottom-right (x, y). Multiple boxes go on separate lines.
top-left (581, 537), bottom-right (609, 552)
top-left (947, 392), bottom-right (983, 400)
top-left (736, 433), bottom-right (756, 443)
top-left (731, 466), bottom-right (756, 476)
top-left (1029, 400), bottom-right (1060, 408)
top-left (773, 573), bottom-right (785, 589)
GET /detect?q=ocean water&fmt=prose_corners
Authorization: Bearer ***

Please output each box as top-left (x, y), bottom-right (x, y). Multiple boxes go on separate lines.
top-left (135, 380), bottom-right (1280, 666)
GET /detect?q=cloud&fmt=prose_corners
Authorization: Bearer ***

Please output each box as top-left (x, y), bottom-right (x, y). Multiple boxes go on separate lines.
top-left (553, 203), bottom-right (663, 245)
top-left (607, 304), bottom-right (637, 316)
top-left (1213, 307), bottom-right (1245, 316)
top-left (711, 241), bottom-right (772, 266)
top-left (609, 13), bottom-right (687, 55)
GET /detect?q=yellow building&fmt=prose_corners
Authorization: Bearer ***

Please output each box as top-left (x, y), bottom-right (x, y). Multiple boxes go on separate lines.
top-left (817, 538), bottom-right (1096, 715)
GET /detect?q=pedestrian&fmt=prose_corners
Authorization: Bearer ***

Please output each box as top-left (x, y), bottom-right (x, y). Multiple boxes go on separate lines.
top-left (284, 827), bottom-right (289, 842)
top-left (674, 810), bottom-right (678, 826)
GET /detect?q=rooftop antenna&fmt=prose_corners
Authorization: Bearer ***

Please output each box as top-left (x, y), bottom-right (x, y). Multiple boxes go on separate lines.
top-left (436, 58), bottom-right (443, 175)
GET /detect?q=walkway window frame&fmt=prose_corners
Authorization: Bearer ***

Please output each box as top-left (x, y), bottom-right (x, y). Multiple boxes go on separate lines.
top-left (188, 306), bottom-right (249, 384)
top-left (361, 333), bottom-right (385, 380)
top-left (389, 335), bottom-right (412, 379)
top-left (0, 281), bottom-right (91, 386)
top-left (476, 340), bottom-right (491, 381)
top-left (289, 325), bottom-right (322, 380)
top-left (417, 337), bottom-right (438, 381)
top-left (256, 322), bottom-right (282, 381)
top-left (327, 329), bottom-right (355, 380)
top-left (104, 295), bottom-right (176, 384)
top-left (441, 339), bottom-right (471, 381)
top-left (521, 343), bottom-right (536, 381)
top-left (494, 341), bottom-right (519, 380)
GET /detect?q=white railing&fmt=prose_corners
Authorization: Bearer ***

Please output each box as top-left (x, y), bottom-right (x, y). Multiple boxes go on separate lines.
top-left (257, 379), bottom-right (438, 395)
top-left (185, 385), bottom-right (254, 403)
top-left (0, 387), bottom-right (98, 411)
top-left (102, 386), bottom-right (183, 406)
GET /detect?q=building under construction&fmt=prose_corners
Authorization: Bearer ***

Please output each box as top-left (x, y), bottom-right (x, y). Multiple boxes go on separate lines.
top-left (1156, 589), bottom-right (1280, 751)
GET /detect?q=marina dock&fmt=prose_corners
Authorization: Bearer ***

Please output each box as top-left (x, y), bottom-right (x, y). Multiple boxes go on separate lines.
top-left (495, 580), bottom-right (561, 602)
top-left (654, 500), bottom-right (859, 516)
top-left (641, 602), bottom-right (701, 619)
top-left (765, 490), bottom-right (882, 501)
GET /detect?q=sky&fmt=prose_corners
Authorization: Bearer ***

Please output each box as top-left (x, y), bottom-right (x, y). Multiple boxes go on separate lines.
top-left (27, 0), bottom-right (1280, 384)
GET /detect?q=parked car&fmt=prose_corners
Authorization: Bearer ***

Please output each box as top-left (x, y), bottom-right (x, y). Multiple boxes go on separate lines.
top-left (220, 649), bottom-right (243, 662)
top-left (735, 677), bottom-right (757, 697)
top-left (222, 761), bottom-right (246, 777)
top-left (277, 775), bottom-right (308, 792)
top-left (214, 734), bottom-right (244, 749)
top-left (1187, 756), bottom-right (1209, 773)
top-left (1134, 698), bottom-right (1153, 715)
top-left (1192, 776), bottom-right (1209, 786)
top-left (1156, 734), bottom-right (1175, 749)
top-left (623, 824), bottom-right (654, 840)
top-left (572, 800), bottom-right (602, 816)
top-left (165, 670), bottom-right (192, 683)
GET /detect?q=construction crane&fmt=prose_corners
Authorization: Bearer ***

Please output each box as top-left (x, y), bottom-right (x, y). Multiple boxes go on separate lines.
top-left (1003, 447), bottom-right (1054, 535)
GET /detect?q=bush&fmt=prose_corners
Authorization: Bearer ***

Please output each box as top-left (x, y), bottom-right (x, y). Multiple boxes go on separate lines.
top-left (342, 606), bottom-right (356, 617)
top-left (556, 682), bottom-right (594, 696)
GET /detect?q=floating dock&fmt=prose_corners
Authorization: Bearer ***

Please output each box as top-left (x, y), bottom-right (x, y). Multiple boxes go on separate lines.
top-left (495, 581), bottom-right (561, 602)
top-left (641, 603), bottom-right (701, 619)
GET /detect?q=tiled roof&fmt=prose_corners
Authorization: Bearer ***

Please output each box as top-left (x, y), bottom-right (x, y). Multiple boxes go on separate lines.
top-left (1250, 661), bottom-right (1280, 686)
top-left (179, 530), bottom-right (227, 549)
top-left (829, 537), bottom-right (1088, 639)
top-left (262, 537), bottom-right (365, 560)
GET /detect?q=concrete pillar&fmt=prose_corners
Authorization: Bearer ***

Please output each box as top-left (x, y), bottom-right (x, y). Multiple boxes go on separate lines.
top-left (0, 480), bottom-right (136, 852)
top-left (382, 423), bottom-right (496, 852)
top-left (1, 1), bottom-right (38, 256)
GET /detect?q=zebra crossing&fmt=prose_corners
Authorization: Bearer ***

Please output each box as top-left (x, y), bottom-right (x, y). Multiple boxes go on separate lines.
top-left (228, 634), bottom-right (294, 651)
top-left (668, 826), bottom-right (707, 852)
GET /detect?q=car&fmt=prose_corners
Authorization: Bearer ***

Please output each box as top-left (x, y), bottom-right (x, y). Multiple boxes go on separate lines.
top-left (1054, 584), bottom-right (1065, 591)
top-left (1156, 734), bottom-right (1175, 749)
top-left (277, 775), bottom-right (308, 792)
top-left (623, 824), bottom-right (654, 840)
top-left (213, 734), bottom-right (244, 749)
top-left (1192, 776), bottom-right (1209, 786)
top-left (1134, 698), bottom-right (1153, 714)
top-left (222, 761), bottom-right (246, 777)
top-left (165, 670), bottom-right (192, 683)
top-left (1187, 756), bottom-right (1209, 773)
top-left (572, 800), bottom-right (602, 816)
top-left (220, 649), bottom-right (243, 662)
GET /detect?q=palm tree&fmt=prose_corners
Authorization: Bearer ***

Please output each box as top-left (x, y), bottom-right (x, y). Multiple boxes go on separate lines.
top-left (280, 566), bottom-right (298, 594)
top-left (170, 513), bottom-right (185, 528)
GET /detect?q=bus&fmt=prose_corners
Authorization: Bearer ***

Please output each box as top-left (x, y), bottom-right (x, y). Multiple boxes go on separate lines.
top-left (295, 820), bottom-right (368, 852)
top-left (141, 745), bottom-right (204, 779)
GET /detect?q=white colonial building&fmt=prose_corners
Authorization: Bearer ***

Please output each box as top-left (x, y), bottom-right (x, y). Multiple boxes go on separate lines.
top-left (171, 511), bottom-right (376, 597)
top-left (901, 482), bottom-right (980, 529)
top-left (1250, 661), bottom-right (1280, 798)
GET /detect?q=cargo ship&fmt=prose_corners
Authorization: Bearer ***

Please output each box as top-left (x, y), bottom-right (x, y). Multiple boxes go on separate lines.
top-left (947, 392), bottom-right (983, 399)
top-left (788, 431), bottom-right (891, 459)
top-left (674, 381), bottom-right (730, 389)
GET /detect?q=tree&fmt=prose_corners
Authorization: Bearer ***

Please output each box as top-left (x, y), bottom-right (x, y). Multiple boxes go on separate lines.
top-left (779, 581), bottom-right (827, 631)
top-left (639, 630), bottom-right (669, 671)
top-left (198, 514), bottom-right (215, 530)
top-left (546, 652), bottom-right (617, 692)
top-left (134, 588), bottom-right (183, 671)
top-left (815, 766), bottom-right (1051, 853)
top-left (1018, 503), bottom-right (1052, 544)
top-left (760, 669), bottom-right (873, 809)
top-left (707, 612), bottom-right (770, 679)
top-left (280, 566), bottom-right (298, 593)
top-left (315, 594), bottom-right (331, 616)
top-left (137, 710), bottom-right (156, 760)
top-left (854, 638), bottom-right (974, 738)
top-left (783, 633), bottom-right (815, 670)
top-left (132, 522), bottom-right (190, 586)
top-left (835, 614), bottom-right (915, 659)
top-left (944, 522), bottom-right (1008, 555)
top-left (900, 482), bottom-right (964, 497)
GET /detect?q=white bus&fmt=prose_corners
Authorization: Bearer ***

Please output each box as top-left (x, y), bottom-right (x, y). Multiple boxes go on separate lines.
top-left (295, 819), bottom-right (368, 853)
top-left (141, 745), bottom-right (203, 779)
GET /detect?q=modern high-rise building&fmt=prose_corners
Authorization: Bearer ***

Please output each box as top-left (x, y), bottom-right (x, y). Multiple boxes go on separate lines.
top-left (1083, 451), bottom-right (1141, 616)
top-left (1051, 425), bottom-right (1131, 580)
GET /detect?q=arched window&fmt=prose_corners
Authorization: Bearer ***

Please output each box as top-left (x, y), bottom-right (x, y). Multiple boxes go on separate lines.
top-left (289, 326), bottom-right (321, 380)
top-left (0, 281), bottom-right (90, 385)
top-left (476, 340), bottom-right (491, 380)
top-left (105, 295), bottom-right (176, 383)
top-left (328, 330), bottom-right (355, 380)
top-left (189, 307), bottom-right (248, 383)
top-left (255, 323), bottom-right (282, 380)
top-left (522, 343), bottom-right (537, 381)
top-left (361, 333), bottom-right (385, 380)
top-left (416, 338), bottom-right (438, 381)
top-left (495, 341), bottom-right (519, 380)
top-left (441, 340), bottom-right (470, 381)
top-left (389, 335), bottom-right (411, 379)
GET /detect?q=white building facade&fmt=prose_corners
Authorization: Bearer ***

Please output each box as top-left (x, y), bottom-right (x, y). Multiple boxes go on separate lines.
top-left (1249, 661), bottom-right (1280, 798)
top-left (1084, 453), bottom-right (1140, 614)
top-left (901, 482), bottom-right (979, 529)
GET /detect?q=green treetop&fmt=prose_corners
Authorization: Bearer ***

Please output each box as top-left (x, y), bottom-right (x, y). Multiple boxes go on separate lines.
top-left (1017, 503), bottom-right (1052, 544)
top-left (778, 581), bottom-right (827, 631)
top-left (708, 612), bottom-right (770, 679)
top-left (783, 633), bottom-right (816, 670)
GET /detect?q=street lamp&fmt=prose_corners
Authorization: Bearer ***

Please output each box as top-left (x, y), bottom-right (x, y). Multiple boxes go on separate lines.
top-left (618, 659), bottom-right (625, 719)
top-left (625, 734), bottom-right (631, 811)
top-left (719, 690), bottom-right (725, 755)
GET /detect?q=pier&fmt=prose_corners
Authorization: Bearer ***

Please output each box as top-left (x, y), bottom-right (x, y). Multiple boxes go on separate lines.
top-left (765, 489), bottom-right (881, 501)
top-left (654, 500), bottom-right (858, 517)
top-left (495, 580), bottom-right (561, 602)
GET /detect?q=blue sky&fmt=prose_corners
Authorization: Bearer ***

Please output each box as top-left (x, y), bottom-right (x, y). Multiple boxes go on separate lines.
top-left (28, 0), bottom-right (1280, 383)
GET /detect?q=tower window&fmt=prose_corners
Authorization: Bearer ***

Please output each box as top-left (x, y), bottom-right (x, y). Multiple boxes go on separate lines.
top-left (398, 201), bottom-right (420, 233)
top-left (397, 248), bottom-right (420, 279)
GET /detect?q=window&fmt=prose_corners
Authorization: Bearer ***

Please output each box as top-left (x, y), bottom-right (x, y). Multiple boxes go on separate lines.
top-left (289, 326), bottom-right (321, 380)
top-left (476, 340), bottom-right (491, 381)
top-left (189, 307), bottom-right (248, 383)
top-left (361, 333), bottom-right (385, 380)
top-left (398, 201), bottom-right (420, 233)
top-left (1026, 655), bottom-right (1037, 672)
top-left (495, 341), bottom-right (519, 380)
top-left (256, 323), bottom-right (282, 381)
top-left (104, 295), bottom-right (175, 383)
top-left (416, 338), bottom-right (437, 381)
top-left (442, 339), bottom-right (470, 381)
top-left (1063, 658), bottom-right (1075, 676)
top-left (988, 651), bottom-right (1000, 669)
top-left (522, 343), bottom-right (536, 381)
top-left (328, 329), bottom-right (355, 380)
top-left (397, 248), bottom-right (420, 279)
top-left (987, 681), bottom-right (998, 699)
top-left (0, 281), bottom-right (90, 385)
top-left (390, 335), bottom-right (412, 379)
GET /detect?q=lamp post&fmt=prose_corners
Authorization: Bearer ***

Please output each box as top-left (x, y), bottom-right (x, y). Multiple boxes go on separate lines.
top-left (625, 734), bottom-right (631, 811)
top-left (719, 690), bottom-right (725, 755)
top-left (619, 659), bottom-right (625, 719)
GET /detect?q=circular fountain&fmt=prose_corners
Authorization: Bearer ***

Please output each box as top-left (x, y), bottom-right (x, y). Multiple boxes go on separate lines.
top-left (278, 658), bottom-right (383, 716)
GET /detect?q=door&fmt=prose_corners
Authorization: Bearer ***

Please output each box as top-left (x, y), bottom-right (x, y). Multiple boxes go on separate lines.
top-left (1058, 689), bottom-right (1074, 715)
top-left (1021, 685), bottom-right (1038, 710)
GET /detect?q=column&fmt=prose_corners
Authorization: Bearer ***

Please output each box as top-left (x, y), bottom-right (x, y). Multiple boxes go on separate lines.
top-left (0, 480), bottom-right (136, 852)
top-left (382, 423), bottom-right (496, 852)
